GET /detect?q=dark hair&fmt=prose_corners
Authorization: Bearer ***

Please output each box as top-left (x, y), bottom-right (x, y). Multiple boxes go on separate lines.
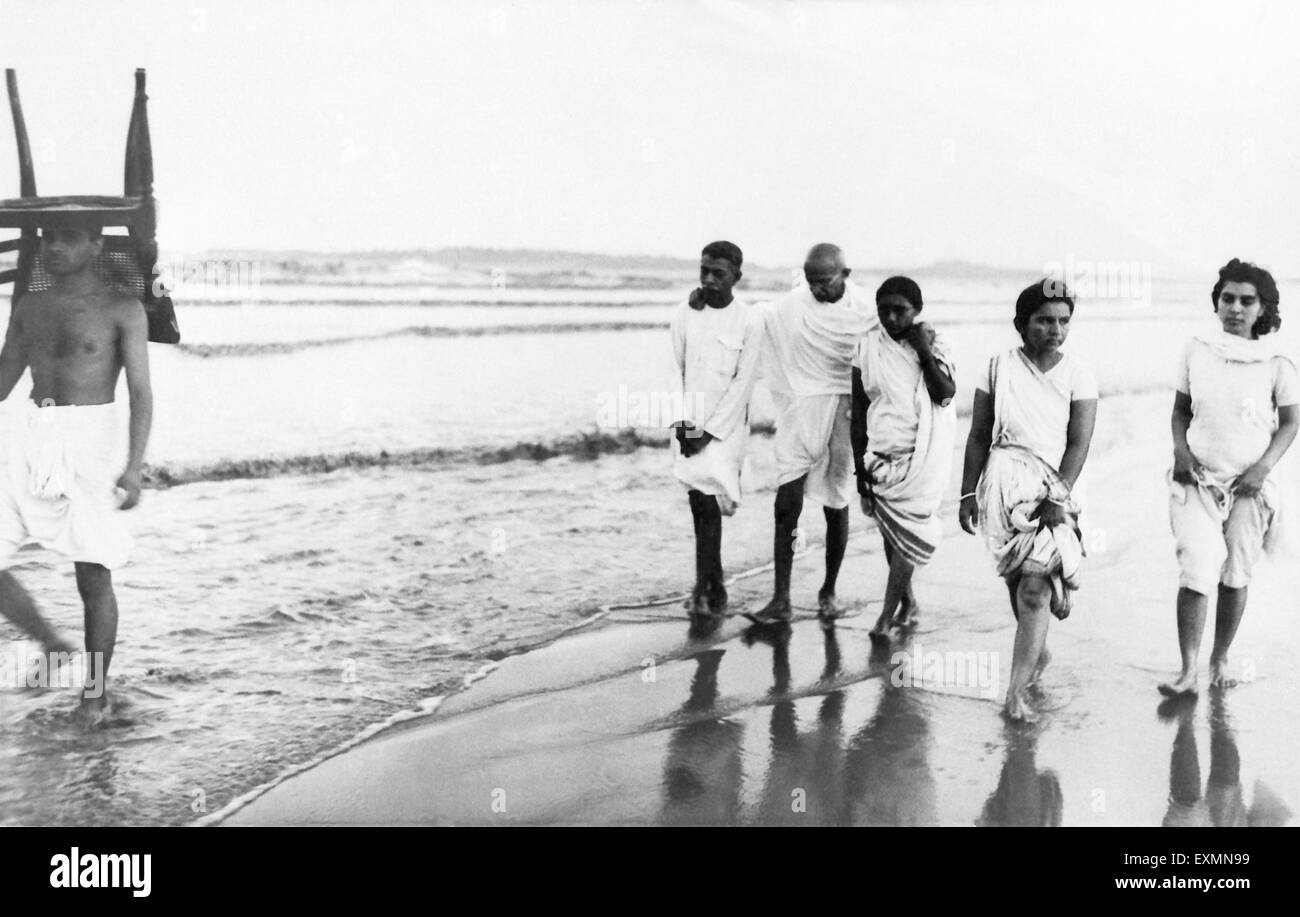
top-left (41, 220), bottom-right (102, 240)
top-left (701, 240), bottom-right (743, 272)
top-left (1014, 278), bottom-right (1074, 336)
top-left (1211, 258), bottom-right (1280, 337)
top-left (876, 275), bottom-right (923, 310)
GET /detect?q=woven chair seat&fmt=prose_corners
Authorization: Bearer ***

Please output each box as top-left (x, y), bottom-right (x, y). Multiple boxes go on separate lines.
top-left (21, 236), bottom-right (155, 298)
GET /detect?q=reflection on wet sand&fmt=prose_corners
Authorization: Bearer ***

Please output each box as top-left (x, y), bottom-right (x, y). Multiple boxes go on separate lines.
top-left (659, 648), bottom-right (745, 826)
top-left (844, 674), bottom-right (939, 826)
top-left (977, 726), bottom-right (1062, 826)
top-left (750, 626), bottom-right (848, 825)
top-left (1161, 693), bottom-right (1291, 828)
top-left (658, 622), bottom-right (948, 826)
top-left (655, 617), bottom-right (1297, 828)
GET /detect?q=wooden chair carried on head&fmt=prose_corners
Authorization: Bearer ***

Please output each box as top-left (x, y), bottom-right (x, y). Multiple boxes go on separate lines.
top-left (0, 68), bottom-right (180, 344)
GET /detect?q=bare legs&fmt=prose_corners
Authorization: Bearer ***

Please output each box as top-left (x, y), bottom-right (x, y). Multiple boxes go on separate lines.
top-left (754, 479), bottom-right (804, 622)
top-left (686, 490), bottom-right (725, 615)
top-left (1005, 574), bottom-right (1052, 722)
top-left (1209, 585), bottom-right (1247, 688)
top-left (870, 539), bottom-right (918, 639)
top-left (0, 570), bottom-right (76, 654)
top-left (755, 477), bottom-right (848, 622)
top-left (1161, 588), bottom-right (1206, 696)
top-left (818, 504), bottom-right (849, 618)
top-left (1160, 584), bottom-right (1247, 696)
top-left (75, 562), bottom-right (117, 719)
top-left (0, 564), bottom-right (117, 724)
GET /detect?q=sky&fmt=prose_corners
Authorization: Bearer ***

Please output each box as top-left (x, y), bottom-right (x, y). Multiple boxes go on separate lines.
top-left (3, 0), bottom-right (1299, 276)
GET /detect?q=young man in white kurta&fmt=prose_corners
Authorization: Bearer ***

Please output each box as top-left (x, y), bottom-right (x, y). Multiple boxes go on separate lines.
top-left (670, 296), bottom-right (763, 509)
top-left (751, 244), bottom-right (878, 624)
top-left (670, 241), bottom-right (763, 616)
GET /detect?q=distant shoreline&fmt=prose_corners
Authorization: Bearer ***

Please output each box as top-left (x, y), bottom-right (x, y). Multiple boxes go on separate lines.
top-left (155, 249), bottom-right (1075, 285)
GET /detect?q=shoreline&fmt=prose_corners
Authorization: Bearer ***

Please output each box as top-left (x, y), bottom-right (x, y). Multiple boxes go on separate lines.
top-left (219, 390), bottom-right (1300, 826)
top-left (140, 381), bottom-right (1182, 490)
top-left (198, 524), bottom-right (873, 825)
top-left (5, 387), bottom-right (1294, 826)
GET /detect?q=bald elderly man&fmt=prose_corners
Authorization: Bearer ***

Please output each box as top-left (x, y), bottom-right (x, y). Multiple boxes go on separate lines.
top-left (752, 244), bottom-right (878, 623)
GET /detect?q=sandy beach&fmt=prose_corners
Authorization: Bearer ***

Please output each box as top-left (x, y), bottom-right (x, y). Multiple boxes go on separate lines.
top-left (2, 284), bottom-right (1295, 827)
top-left (220, 390), bottom-right (1300, 826)
top-left (4, 0), bottom-right (1300, 847)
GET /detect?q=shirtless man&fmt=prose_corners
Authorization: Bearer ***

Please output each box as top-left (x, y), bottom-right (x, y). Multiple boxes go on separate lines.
top-left (0, 220), bottom-right (153, 724)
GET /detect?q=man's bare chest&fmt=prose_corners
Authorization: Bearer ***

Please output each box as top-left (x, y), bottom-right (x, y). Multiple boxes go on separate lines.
top-left (27, 307), bottom-right (116, 362)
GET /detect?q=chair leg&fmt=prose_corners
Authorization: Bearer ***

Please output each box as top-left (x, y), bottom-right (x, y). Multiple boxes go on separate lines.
top-left (5, 69), bottom-right (37, 197)
top-left (124, 69), bottom-right (154, 199)
top-left (5, 71), bottom-right (38, 301)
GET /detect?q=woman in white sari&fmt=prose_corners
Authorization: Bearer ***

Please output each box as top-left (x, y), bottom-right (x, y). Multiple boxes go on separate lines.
top-left (1161, 259), bottom-right (1298, 696)
top-left (959, 281), bottom-right (1098, 722)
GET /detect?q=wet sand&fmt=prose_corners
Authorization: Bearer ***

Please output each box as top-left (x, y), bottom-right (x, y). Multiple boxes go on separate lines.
top-left (221, 392), bottom-right (1300, 826)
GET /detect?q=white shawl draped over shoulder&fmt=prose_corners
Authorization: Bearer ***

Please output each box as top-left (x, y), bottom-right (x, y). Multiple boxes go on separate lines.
top-left (858, 328), bottom-right (956, 566)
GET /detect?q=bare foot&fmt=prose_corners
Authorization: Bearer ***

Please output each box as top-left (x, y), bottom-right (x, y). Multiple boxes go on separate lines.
top-left (684, 585), bottom-right (710, 618)
top-left (1157, 669), bottom-right (1199, 697)
top-left (893, 607), bottom-right (921, 632)
top-left (868, 606), bottom-right (892, 644)
top-left (73, 694), bottom-right (109, 730)
top-left (1028, 647), bottom-right (1051, 686)
top-left (749, 595), bottom-right (792, 624)
top-left (1004, 690), bottom-right (1037, 723)
top-left (1208, 658), bottom-right (1237, 691)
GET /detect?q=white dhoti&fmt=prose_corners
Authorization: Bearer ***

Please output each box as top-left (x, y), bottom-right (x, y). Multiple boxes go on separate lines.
top-left (772, 392), bottom-right (854, 509)
top-left (761, 282), bottom-right (878, 510)
top-left (0, 401), bottom-right (133, 570)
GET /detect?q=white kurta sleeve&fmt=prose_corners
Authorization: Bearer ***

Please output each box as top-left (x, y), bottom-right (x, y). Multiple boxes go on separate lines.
top-left (668, 306), bottom-right (687, 426)
top-left (702, 309), bottom-right (764, 442)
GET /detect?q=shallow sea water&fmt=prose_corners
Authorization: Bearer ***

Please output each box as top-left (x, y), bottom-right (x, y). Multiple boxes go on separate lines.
top-left (3, 277), bottom-right (1293, 824)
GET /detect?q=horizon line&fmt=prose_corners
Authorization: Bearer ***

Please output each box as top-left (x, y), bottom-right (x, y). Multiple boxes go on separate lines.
top-left (162, 246), bottom-right (1229, 281)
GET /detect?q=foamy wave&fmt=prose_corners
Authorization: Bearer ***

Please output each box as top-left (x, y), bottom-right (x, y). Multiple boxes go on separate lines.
top-left (186, 297), bottom-right (673, 308)
top-left (143, 429), bottom-right (671, 486)
top-left (175, 322), bottom-right (667, 357)
top-left (175, 306), bottom-right (1205, 357)
top-left (143, 385), bottom-right (1170, 487)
